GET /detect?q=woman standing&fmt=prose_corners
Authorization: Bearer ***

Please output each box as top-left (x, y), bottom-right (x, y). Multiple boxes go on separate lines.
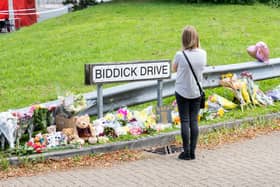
top-left (173, 25), bottom-right (207, 160)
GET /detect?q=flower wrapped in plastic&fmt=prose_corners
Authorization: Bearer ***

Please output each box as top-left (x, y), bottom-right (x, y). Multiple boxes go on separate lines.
top-left (115, 126), bottom-right (129, 136)
top-left (220, 74), bottom-right (246, 111)
top-left (208, 94), bottom-right (238, 110)
top-left (198, 100), bottom-right (226, 121)
top-left (0, 112), bottom-right (18, 149)
top-left (171, 110), bottom-right (180, 126)
top-left (133, 106), bottom-right (156, 129)
top-left (103, 113), bottom-right (121, 129)
top-left (58, 92), bottom-right (87, 116)
top-left (266, 85), bottom-right (280, 101)
top-left (240, 71), bottom-right (273, 106)
top-left (12, 112), bottom-right (34, 146)
top-left (116, 107), bottom-right (129, 126)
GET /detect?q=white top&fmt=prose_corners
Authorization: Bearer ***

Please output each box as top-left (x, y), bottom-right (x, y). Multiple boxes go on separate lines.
top-left (173, 48), bottom-right (207, 99)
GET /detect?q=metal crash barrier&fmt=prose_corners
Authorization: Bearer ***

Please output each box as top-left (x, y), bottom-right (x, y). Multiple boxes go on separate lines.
top-left (14, 58), bottom-right (280, 115)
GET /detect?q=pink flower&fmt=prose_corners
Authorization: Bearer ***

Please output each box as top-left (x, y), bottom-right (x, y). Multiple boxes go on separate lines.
top-left (28, 105), bottom-right (36, 114)
top-left (117, 108), bottom-right (128, 116)
top-left (27, 141), bottom-right (33, 147)
top-left (129, 127), bottom-right (142, 135)
top-left (12, 112), bottom-right (21, 118)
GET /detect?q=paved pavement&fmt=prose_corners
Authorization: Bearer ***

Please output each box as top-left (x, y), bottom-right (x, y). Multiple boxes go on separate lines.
top-left (1, 131), bottom-right (280, 187)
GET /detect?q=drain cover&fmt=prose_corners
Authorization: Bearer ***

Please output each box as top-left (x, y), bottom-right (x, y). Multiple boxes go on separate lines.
top-left (145, 145), bottom-right (183, 155)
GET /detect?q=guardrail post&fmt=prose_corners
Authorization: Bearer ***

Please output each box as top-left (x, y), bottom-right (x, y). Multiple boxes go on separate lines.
top-left (97, 84), bottom-right (103, 118)
top-left (157, 80), bottom-right (163, 108)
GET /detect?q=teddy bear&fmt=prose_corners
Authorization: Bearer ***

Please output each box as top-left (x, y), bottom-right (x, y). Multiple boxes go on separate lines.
top-left (62, 128), bottom-right (75, 143)
top-left (62, 127), bottom-right (84, 145)
top-left (72, 115), bottom-right (97, 144)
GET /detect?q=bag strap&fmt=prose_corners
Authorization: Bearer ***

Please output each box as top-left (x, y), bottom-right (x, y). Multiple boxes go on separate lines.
top-left (182, 51), bottom-right (203, 95)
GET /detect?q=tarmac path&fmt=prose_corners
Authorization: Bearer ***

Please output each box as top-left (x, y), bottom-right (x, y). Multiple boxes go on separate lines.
top-left (1, 131), bottom-right (280, 187)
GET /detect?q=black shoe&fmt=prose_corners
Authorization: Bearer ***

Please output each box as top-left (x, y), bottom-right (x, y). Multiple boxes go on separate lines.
top-left (190, 153), bottom-right (195, 160)
top-left (178, 152), bottom-right (191, 160)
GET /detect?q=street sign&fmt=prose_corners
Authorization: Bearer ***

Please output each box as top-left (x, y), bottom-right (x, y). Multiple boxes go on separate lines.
top-left (85, 60), bottom-right (171, 84)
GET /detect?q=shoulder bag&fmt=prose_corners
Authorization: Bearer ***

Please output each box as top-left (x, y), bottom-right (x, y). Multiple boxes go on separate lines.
top-left (182, 51), bottom-right (205, 109)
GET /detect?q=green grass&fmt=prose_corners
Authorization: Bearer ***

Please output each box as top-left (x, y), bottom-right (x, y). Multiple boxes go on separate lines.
top-left (0, 1), bottom-right (280, 119)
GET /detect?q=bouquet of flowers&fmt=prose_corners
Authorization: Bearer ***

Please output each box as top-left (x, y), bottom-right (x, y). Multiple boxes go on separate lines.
top-left (240, 72), bottom-right (273, 106)
top-left (208, 94), bottom-right (238, 110)
top-left (116, 107), bottom-right (129, 126)
top-left (0, 112), bottom-right (18, 149)
top-left (220, 73), bottom-right (246, 111)
top-left (63, 94), bottom-right (87, 115)
top-left (220, 72), bottom-right (273, 111)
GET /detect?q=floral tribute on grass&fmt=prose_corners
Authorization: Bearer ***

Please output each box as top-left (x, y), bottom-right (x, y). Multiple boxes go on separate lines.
top-left (0, 93), bottom-right (176, 157)
top-left (92, 106), bottom-right (174, 139)
top-left (0, 71), bottom-right (278, 158)
top-left (171, 71), bottom-right (278, 124)
top-left (220, 72), bottom-right (273, 110)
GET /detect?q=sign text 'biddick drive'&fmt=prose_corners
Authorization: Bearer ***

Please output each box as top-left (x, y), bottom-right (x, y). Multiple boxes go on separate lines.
top-left (85, 60), bottom-right (171, 84)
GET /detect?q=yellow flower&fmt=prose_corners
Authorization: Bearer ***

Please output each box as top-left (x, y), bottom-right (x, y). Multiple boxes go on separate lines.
top-left (116, 113), bottom-right (123, 120)
top-left (105, 113), bottom-right (115, 121)
top-left (127, 111), bottom-right (133, 121)
top-left (217, 108), bottom-right (224, 117)
top-left (173, 116), bottom-right (181, 125)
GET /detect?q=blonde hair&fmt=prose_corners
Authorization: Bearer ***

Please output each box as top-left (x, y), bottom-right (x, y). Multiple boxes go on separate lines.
top-left (182, 25), bottom-right (200, 50)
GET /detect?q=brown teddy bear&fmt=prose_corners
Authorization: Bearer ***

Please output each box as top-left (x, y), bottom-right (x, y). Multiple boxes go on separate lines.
top-left (73, 115), bottom-right (97, 144)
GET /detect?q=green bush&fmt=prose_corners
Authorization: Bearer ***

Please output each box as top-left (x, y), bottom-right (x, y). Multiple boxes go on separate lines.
top-left (271, 0), bottom-right (279, 7)
top-left (259, 0), bottom-right (270, 3)
top-left (63, 0), bottom-right (97, 11)
top-left (176, 0), bottom-right (259, 4)
top-left (213, 0), bottom-right (256, 4)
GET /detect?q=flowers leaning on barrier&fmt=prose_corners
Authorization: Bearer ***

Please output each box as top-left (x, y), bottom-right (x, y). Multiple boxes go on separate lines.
top-left (0, 103), bottom-right (61, 152)
top-left (220, 72), bottom-right (273, 111)
top-left (171, 71), bottom-right (277, 123)
top-left (1, 76), bottom-right (277, 156)
top-left (92, 106), bottom-right (168, 140)
top-left (220, 73), bottom-right (247, 111)
top-left (171, 97), bottom-right (226, 123)
top-left (240, 72), bottom-right (273, 106)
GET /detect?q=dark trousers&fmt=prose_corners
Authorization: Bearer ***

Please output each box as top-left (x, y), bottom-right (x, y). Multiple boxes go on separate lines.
top-left (175, 92), bottom-right (200, 154)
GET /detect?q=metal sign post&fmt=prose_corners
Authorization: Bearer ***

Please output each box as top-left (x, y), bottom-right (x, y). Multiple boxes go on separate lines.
top-left (97, 84), bottom-right (103, 118)
top-left (157, 79), bottom-right (163, 108)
